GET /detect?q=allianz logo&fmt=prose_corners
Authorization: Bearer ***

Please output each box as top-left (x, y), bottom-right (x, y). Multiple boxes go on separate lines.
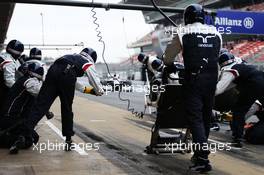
top-left (215, 17), bottom-right (254, 29)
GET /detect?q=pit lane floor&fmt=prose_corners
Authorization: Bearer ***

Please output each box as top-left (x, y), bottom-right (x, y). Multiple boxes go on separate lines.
top-left (0, 95), bottom-right (264, 175)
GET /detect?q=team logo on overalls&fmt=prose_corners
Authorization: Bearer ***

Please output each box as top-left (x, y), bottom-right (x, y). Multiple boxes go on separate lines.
top-left (197, 35), bottom-right (216, 48)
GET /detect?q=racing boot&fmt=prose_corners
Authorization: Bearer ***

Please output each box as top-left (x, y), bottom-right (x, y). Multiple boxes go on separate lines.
top-left (189, 156), bottom-right (212, 173)
top-left (64, 136), bottom-right (74, 151)
top-left (9, 135), bottom-right (26, 154)
top-left (231, 137), bottom-right (243, 148)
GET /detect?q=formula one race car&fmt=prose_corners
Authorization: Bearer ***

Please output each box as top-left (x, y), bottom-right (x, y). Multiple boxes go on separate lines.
top-left (138, 55), bottom-right (238, 154)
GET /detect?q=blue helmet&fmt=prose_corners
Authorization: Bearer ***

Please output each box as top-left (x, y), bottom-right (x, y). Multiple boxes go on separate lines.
top-left (6, 40), bottom-right (24, 59)
top-left (219, 52), bottom-right (235, 68)
top-left (151, 58), bottom-right (164, 72)
top-left (138, 53), bottom-right (149, 64)
top-left (29, 48), bottom-right (42, 61)
top-left (219, 48), bottom-right (229, 56)
top-left (184, 4), bottom-right (205, 25)
top-left (27, 62), bottom-right (44, 80)
top-left (80, 48), bottom-right (97, 63)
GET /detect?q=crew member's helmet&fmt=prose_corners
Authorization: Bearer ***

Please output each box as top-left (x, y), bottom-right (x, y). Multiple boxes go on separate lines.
top-left (27, 62), bottom-right (44, 80)
top-left (151, 58), bottom-right (164, 72)
top-left (6, 40), bottom-right (24, 59)
top-left (184, 4), bottom-right (205, 25)
top-left (219, 52), bottom-right (236, 68)
top-left (80, 48), bottom-right (97, 63)
top-left (137, 53), bottom-right (149, 64)
top-left (219, 48), bottom-right (229, 56)
top-left (29, 48), bottom-right (42, 61)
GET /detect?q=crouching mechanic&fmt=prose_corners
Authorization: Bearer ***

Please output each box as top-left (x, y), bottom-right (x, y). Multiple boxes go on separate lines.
top-left (216, 52), bottom-right (264, 147)
top-left (163, 4), bottom-right (222, 173)
top-left (0, 40), bottom-right (24, 110)
top-left (17, 48), bottom-right (54, 120)
top-left (244, 102), bottom-right (264, 145)
top-left (0, 62), bottom-right (44, 153)
top-left (19, 47), bottom-right (104, 151)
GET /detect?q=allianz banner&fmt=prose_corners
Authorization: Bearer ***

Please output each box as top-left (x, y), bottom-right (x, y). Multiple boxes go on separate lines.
top-left (212, 10), bottom-right (264, 35)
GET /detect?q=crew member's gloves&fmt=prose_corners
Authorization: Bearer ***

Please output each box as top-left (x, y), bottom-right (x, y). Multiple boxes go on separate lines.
top-left (84, 87), bottom-right (96, 95)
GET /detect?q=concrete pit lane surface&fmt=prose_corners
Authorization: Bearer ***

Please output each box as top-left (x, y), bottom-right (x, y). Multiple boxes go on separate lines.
top-left (1, 95), bottom-right (264, 175)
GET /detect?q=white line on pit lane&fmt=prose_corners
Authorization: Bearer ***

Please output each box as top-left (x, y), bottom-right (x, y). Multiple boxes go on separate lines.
top-left (45, 121), bottom-right (89, 156)
top-left (90, 120), bottom-right (106, 122)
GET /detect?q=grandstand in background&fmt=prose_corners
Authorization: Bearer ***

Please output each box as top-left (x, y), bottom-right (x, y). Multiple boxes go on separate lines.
top-left (120, 0), bottom-right (264, 72)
